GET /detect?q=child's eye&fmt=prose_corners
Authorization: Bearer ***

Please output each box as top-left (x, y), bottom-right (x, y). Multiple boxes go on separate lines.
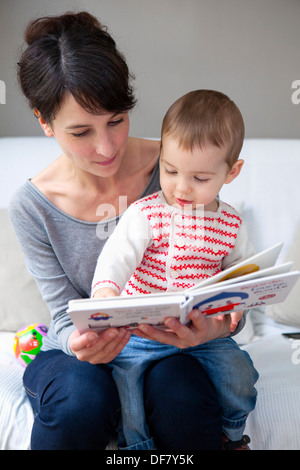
top-left (194, 176), bottom-right (209, 182)
top-left (165, 168), bottom-right (177, 175)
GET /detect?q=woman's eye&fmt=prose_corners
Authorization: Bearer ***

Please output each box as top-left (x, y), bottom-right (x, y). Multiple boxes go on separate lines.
top-left (72, 130), bottom-right (89, 138)
top-left (108, 118), bottom-right (124, 127)
top-left (165, 168), bottom-right (177, 175)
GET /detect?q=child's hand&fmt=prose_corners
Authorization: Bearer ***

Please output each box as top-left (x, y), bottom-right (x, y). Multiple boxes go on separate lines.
top-left (216, 310), bottom-right (244, 333)
top-left (93, 287), bottom-right (119, 299)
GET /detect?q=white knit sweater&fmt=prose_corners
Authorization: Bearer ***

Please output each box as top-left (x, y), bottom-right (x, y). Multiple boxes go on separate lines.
top-left (92, 191), bottom-right (254, 296)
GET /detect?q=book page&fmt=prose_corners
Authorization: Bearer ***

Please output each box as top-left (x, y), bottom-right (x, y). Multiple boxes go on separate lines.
top-left (187, 242), bottom-right (284, 292)
top-left (190, 271), bottom-right (299, 318)
top-left (193, 262), bottom-right (294, 292)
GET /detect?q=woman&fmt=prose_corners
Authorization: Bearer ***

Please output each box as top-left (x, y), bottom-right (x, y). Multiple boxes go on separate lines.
top-left (10, 11), bottom-right (241, 450)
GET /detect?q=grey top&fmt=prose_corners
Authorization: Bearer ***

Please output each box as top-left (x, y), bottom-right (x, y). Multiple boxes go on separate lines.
top-left (8, 159), bottom-right (161, 355)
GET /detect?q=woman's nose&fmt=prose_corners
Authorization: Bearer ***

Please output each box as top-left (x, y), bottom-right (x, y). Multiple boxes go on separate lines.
top-left (95, 134), bottom-right (114, 158)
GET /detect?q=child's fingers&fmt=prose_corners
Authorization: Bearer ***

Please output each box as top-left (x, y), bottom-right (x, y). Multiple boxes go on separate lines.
top-left (229, 310), bottom-right (244, 332)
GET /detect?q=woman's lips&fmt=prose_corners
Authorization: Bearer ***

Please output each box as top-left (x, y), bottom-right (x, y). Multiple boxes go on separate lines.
top-left (95, 155), bottom-right (117, 166)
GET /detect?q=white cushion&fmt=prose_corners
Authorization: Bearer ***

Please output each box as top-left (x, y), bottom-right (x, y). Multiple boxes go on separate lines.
top-left (266, 222), bottom-right (300, 328)
top-left (0, 136), bottom-right (59, 209)
top-left (220, 139), bottom-right (300, 263)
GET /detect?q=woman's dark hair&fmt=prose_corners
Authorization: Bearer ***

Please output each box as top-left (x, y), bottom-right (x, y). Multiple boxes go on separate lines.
top-left (17, 11), bottom-right (136, 123)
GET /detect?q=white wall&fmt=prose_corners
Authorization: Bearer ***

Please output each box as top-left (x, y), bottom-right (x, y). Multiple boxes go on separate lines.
top-left (0, 0), bottom-right (299, 138)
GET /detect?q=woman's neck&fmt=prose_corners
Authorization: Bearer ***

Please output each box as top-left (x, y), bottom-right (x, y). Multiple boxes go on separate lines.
top-left (31, 138), bottom-right (160, 222)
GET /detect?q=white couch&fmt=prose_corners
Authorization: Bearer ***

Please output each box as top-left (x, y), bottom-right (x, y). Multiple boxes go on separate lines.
top-left (0, 136), bottom-right (299, 450)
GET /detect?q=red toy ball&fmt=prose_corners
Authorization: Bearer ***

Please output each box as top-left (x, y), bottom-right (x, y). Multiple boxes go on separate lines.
top-left (13, 323), bottom-right (48, 367)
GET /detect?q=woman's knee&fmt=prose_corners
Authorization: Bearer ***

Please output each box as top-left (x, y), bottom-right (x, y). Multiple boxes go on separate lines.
top-left (51, 362), bottom-right (120, 421)
top-left (25, 351), bottom-right (120, 449)
top-left (144, 354), bottom-right (222, 450)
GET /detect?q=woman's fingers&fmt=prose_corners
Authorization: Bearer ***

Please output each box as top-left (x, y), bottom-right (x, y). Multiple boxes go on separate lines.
top-left (88, 328), bottom-right (131, 364)
top-left (69, 328), bottom-right (131, 364)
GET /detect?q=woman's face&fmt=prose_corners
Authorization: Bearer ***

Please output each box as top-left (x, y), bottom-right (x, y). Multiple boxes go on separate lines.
top-left (40, 93), bottom-right (130, 178)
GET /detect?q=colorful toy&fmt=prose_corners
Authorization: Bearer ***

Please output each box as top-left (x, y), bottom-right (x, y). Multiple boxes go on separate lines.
top-left (13, 323), bottom-right (48, 367)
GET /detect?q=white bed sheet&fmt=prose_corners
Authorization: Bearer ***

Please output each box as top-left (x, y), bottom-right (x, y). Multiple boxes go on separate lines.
top-left (0, 332), bottom-right (33, 450)
top-left (243, 334), bottom-right (300, 450)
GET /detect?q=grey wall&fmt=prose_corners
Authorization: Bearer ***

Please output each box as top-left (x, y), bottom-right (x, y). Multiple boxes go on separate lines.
top-left (0, 0), bottom-right (299, 138)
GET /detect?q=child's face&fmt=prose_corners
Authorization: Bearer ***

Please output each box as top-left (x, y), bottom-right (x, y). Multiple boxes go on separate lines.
top-left (160, 136), bottom-right (243, 211)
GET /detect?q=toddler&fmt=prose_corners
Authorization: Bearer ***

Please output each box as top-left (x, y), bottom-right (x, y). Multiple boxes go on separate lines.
top-left (91, 90), bottom-right (258, 450)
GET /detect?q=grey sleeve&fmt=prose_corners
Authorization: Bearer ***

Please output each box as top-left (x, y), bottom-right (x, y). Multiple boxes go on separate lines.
top-left (8, 189), bottom-right (77, 355)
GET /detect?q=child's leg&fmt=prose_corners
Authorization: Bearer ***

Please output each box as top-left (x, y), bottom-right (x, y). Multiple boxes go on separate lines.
top-left (110, 336), bottom-right (178, 449)
top-left (111, 362), bottom-right (155, 449)
top-left (186, 337), bottom-right (258, 441)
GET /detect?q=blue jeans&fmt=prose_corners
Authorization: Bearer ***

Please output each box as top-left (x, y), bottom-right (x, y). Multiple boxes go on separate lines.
top-left (23, 349), bottom-right (223, 450)
top-left (110, 335), bottom-right (258, 449)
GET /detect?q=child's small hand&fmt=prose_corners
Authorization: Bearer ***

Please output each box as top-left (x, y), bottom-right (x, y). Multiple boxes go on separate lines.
top-left (216, 310), bottom-right (244, 333)
top-left (93, 287), bottom-right (119, 299)
top-left (229, 310), bottom-right (244, 332)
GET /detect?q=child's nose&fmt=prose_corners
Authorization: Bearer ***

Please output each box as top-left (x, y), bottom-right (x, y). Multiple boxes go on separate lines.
top-left (176, 177), bottom-right (190, 194)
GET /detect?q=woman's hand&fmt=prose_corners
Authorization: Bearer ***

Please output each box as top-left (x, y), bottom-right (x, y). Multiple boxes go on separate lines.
top-left (132, 309), bottom-right (234, 349)
top-left (69, 327), bottom-right (131, 364)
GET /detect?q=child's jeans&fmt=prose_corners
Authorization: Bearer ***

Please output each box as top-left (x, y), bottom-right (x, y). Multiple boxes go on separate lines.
top-left (110, 335), bottom-right (258, 450)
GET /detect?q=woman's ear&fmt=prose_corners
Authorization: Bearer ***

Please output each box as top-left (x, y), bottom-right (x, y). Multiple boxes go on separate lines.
top-left (224, 159), bottom-right (244, 184)
top-left (36, 112), bottom-right (54, 137)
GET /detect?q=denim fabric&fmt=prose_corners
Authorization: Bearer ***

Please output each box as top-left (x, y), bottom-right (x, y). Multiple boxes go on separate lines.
top-left (23, 348), bottom-right (223, 450)
top-left (143, 354), bottom-right (223, 450)
top-left (110, 335), bottom-right (258, 448)
top-left (23, 350), bottom-right (121, 450)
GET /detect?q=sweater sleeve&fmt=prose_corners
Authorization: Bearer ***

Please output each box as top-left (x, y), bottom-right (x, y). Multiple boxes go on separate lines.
top-left (91, 204), bottom-right (152, 296)
top-left (222, 218), bottom-right (256, 271)
top-left (8, 186), bottom-right (78, 355)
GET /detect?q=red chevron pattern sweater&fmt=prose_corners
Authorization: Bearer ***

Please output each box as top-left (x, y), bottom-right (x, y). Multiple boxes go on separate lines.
top-left (92, 191), bottom-right (253, 296)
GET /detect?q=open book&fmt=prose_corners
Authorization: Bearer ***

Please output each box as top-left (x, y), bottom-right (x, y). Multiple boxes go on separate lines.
top-left (67, 243), bottom-right (299, 333)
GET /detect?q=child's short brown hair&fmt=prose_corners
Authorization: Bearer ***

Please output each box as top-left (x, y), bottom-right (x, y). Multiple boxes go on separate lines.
top-left (161, 90), bottom-right (244, 167)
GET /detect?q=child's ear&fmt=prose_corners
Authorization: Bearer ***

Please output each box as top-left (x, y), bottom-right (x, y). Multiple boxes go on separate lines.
top-left (224, 159), bottom-right (244, 184)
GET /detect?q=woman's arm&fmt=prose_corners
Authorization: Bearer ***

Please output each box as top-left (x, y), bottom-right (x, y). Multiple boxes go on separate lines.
top-left (8, 184), bottom-right (131, 361)
top-left (9, 187), bottom-right (77, 355)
